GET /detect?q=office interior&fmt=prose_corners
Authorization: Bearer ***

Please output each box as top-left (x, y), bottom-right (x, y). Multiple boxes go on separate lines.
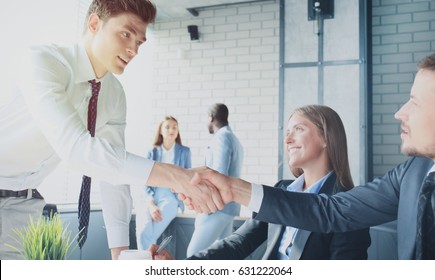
top-left (2, 0), bottom-right (434, 259)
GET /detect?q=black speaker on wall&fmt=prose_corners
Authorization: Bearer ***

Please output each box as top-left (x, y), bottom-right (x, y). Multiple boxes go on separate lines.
top-left (308, 0), bottom-right (334, 21)
top-left (187, 25), bottom-right (199, 40)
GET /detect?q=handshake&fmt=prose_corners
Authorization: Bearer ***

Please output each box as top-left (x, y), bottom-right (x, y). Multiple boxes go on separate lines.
top-left (173, 166), bottom-right (252, 214)
top-left (131, 165), bottom-right (254, 261)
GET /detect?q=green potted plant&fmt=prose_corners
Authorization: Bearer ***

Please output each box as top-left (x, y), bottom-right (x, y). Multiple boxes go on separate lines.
top-left (7, 213), bottom-right (79, 260)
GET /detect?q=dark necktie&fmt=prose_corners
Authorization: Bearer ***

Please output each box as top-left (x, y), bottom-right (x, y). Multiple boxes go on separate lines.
top-left (78, 79), bottom-right (101, 249)
top-left (415, 171), bottom-right (435, 260)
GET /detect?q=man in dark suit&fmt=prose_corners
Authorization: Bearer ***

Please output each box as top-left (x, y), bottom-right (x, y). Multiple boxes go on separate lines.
top-left (189, 53), bottom-right (435, 260)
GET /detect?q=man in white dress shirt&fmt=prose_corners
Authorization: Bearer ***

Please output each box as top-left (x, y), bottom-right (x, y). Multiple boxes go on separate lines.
top-left (187, 103), bottom-right (244, 257)
top-left (0, 0), bottom-right (222, 260)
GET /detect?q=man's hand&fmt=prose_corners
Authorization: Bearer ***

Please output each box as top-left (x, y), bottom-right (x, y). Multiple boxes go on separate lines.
top-left (182, 166), bottom-right (252, 208)
top-left (148, 244), bottom-right (174, 260)
top-left (178, 167), bottom-right (234, 211)
top-left (146, 163), bottom-right (225, 214)
top-left (179, 168), bottom-right (225, 213)
top-left (191, 167), bottom-right (234, 204)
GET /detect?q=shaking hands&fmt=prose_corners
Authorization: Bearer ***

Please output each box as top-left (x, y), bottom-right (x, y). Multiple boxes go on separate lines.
top-left (177, 166), bottom-right (252, 213)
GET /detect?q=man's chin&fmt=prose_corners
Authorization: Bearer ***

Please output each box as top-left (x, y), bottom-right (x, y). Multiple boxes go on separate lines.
top-left (113, 69), bottom-right (125, 75)
top-left (401, 145), bottom-right (413, 156)
top-left (401, 145), bottom-right (423, 158)
top-left (111, 65), bottom-right (125, 75)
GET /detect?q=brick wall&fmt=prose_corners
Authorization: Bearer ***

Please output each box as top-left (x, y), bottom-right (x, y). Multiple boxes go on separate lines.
top-left (371, 0), bottom-right (435, 177)
top-left (150, 1), bottom-right (280, 186)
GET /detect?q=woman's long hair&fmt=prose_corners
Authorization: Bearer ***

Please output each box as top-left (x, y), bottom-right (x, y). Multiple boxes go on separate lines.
top-left (153, 116), bottom-right (182, 147)
top-left (289, 105), bottom-right (354, 190)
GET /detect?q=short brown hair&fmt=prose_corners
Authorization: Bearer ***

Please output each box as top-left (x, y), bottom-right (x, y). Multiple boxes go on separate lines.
top-left (418, 53), bottom-right (435, 71)
top-left (86, 0), bottom-right (156, 24)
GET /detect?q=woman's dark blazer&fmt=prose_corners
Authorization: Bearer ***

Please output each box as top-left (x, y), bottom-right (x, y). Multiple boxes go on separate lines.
top-left (189, 172), bottom-right (371, 260)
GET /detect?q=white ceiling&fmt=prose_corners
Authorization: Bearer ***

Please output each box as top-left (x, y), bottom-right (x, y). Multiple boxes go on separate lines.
top-left (152, 0), bottom-right (263, 21)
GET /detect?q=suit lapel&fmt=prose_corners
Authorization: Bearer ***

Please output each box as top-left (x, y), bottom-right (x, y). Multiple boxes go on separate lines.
top-left (263, 223), bottom-right (284, 259)
top-left (288, 229), bottom-right (311, 259)
top-left (265, 174), bottom-right (338, 260)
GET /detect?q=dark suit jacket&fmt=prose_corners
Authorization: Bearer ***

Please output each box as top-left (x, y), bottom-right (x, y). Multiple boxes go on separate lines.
top-left (254, 156), bottom-right (434, 259)
top-left (188, 173), bottom-right (371, 260)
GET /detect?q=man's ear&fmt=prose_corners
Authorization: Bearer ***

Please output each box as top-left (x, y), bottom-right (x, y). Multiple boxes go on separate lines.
top-left (87, 13), bottom-right (101, 34)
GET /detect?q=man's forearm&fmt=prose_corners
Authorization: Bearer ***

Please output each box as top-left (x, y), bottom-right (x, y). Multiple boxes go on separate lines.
top-left (146, 162), bottom-right (188, 188)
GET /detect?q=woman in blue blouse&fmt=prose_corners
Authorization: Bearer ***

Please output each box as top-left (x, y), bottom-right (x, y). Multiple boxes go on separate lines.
top-left (135, 116), bottom-right (191, 250)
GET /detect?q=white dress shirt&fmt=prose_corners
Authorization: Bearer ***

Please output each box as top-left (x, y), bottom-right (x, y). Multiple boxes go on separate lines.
top-left (0, 43), bottom-right (154, 248)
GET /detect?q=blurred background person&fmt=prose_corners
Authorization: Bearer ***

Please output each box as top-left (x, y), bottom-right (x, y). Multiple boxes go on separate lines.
top-left (135, 116), bottom-right (191, 250)
top-left (186, 103), bottom-right (244, 257)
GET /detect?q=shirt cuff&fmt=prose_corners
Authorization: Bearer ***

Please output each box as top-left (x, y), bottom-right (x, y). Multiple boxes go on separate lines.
top-left (248, 183), bottom-right (264, 213)
top-left (105, 225), bottom-right (130, 249)
top-left (121, 153), bottom-right (154, 186)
